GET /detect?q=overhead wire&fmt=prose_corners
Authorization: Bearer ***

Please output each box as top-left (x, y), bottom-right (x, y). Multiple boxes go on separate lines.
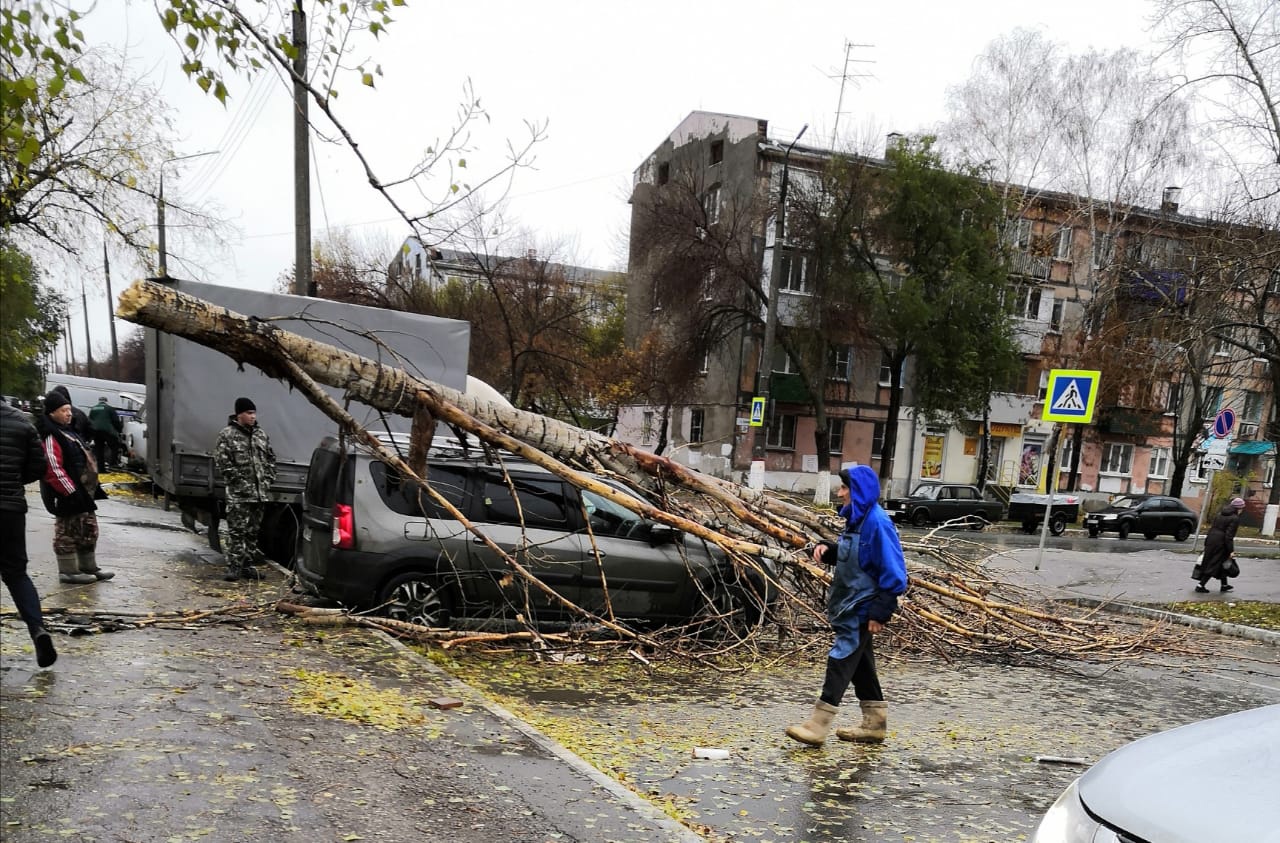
top-left (187, 71), bottom-right (276, 202)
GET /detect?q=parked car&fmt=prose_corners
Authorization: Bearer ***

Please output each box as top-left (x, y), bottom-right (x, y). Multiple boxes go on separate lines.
top-left (1031, 704), bottom-right (1280, 843)
top-left (1007, 492), bottom-right (1080, 536)
top-left (884, 483), bottom-right (1005, 529)
top-left (296, 435), bottom-right (776, 633)
top-left (1083, 494), bottom-right (1196, 541)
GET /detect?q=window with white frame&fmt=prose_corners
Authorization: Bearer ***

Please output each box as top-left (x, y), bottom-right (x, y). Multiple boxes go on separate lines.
top-left (700, 350), bottom-right (710, 375)
top-left (703, 184), bottom-right (721, 225)
top-left (1059, 435), bottom-right (1075, 474)
top-left (827, 418), bottom-right (844, 454)
top-left (1038, 370), bottom-right (1050, 402)
top-left (1007, 217), bottom-right (1032, 251)
top-left (766, 414), bottom-right (797, 450)
top-left (641, 411), bottom-right (654, 444)
top-left (770, 345), bottom-right (801, 374)
top-left (1269, 268), bottom-right (1280, 296)
top-left (689, 408), bottom-right (705, 444)
top-left (1054, 228), bottom-right (1073, 260)
top-left (1148, 447), bottom-right (1171, 479)
top-left (1242, 390), bottom-right (1264, 423)
top-left (778, 248), bottom-right (810, 293)
top-left (1014, 284), bottom-right (1042, 320)
top-left (828, 345), bottom-right (851, 381)
top-left (878, 351), bottom-right (900, 386)
top-left (1050, 299), bottom-right (1064, 332)
top-left (871, 421), bottom-right (886, 458)
top-left (1192, 454), bottom-right (1210, 483)
top-left (1092, 232), bottom-right (1114, 268)
top-left (1265, 457), bottom-right (1275, 487)
top-left (1214, 327), bottom-right (1234, 356)
top-left (1100, 443), bottom-right (1133, 474)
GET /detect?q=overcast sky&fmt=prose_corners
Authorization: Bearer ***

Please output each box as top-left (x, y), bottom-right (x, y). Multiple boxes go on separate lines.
top-left (67, 0), bottom-right (1160, 363)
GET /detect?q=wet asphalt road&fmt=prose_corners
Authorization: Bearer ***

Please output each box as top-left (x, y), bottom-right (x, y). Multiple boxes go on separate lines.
top-left (2, 488), bottom-right (1278, 842)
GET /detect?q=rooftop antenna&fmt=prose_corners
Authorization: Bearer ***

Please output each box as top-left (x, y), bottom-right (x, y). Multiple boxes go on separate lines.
top-left (820, 41), bottom-right (875, 150)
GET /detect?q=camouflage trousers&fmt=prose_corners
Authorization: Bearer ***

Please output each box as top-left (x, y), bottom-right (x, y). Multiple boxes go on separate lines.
top-left (223, 502), bottom-right (266, 573)
top-left (53, 512), bottom-right (99, 557)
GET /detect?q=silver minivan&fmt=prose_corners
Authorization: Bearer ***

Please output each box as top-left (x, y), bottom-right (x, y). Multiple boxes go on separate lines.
top-left (296, 436), bottom-right (775, 631)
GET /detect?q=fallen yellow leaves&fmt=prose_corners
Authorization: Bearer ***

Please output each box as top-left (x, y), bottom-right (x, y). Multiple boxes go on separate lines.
top-left (285, 668), bottom-right (428, 731)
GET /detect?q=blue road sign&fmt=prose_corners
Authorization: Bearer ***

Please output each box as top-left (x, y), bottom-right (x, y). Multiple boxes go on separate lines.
top-left (749, 397), bottom-right (766, 427)
top-left (1042, 369), bottom-right (1101, 424)
top-left (1213, 407), bottom-right (1236, 438)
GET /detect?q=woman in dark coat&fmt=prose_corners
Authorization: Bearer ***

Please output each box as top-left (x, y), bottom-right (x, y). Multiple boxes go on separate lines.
top-left (1197, 497), bottom-right (1245, 593)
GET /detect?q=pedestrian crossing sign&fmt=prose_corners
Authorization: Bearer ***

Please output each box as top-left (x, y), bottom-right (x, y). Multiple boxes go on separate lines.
top-left (1042, 369), bottom-right (1101, 423)
top-left (750, 397), bottom-right (766, 427)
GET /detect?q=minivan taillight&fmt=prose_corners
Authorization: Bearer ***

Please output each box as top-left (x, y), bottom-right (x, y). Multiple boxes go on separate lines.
top-left (332, 503), bottom-right (354, 549)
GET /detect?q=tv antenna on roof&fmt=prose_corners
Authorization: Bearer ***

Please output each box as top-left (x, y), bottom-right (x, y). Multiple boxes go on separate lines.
top-left (819, 41), bottom-right (875, 150)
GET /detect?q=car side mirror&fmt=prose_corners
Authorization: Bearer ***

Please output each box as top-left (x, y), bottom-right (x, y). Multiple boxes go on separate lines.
top-left (649, 524), bottom-right (679, 547)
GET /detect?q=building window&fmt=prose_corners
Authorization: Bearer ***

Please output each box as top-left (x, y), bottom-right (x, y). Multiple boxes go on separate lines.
top-left (1007, 217), bottom-right (1032, 251)
top-left (641, 411), bottom-right (654, 444)
top-left (1038, 370), bottom-right (1049, 401)
top-left (1265, 458), bottom-right (1275, 487)
top-left (1054, 228), bottom-right (1073, 260)
top-left (657, 162), bottom-right (670, 186)
top-left (1192, 454), bottom-right (1211, 483)
top-left (703, 184), bottom-right (721, 225)
top-left (1100, 443), bottom-right (1133, 475)
top-left (700, 350), bottom-right (710, 375)
top-left (1163, 381), bottom-right (1181, 414)
top-left (1268, 268), bottom-right (1280, 297)
top-left (1148, 447), bottom-right (1171, 479)
top-left (1214, 326), bottom-right (1234, 356)
top-left (1014, 284), bottom-right (1042, 320)
top-left (828, 345), bottom-right (851, 381)
top-left (770, 345), bottom-right (801, 374)
top-left (1059, 435), bottom-right (1075, 474)
top-left (766, 414), bottom-right (797, 450)
top-left (871, 421), bottom-right (886, 458)
top-left (709, 140), bottom-right (724, 165)
top-left (827, 418), bottom-right (844, 454)
top-left (702, 266), bottom-right (717, 301)
top-left (878, 352), bottom-right (899, 386)
top-left (689, 408), bottom-right (705, 444)
top-left (1050, 299), bottom-right (1064, 333)
top-left (1092, 232), bottom-right (1114, 268)
top-left (778, 248), bottom-right (810, 293)
top-left (1242, 390), bottom-right (1264, 423)
top-left (1203, 386), bottom-right (1224, 416)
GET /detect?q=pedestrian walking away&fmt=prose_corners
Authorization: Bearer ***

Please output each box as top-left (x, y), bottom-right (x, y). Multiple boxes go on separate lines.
top-left (38, 392), bottom-right (114, 585)
top-left (1195, 497), bottom-right (1245, 594)
top-left (787, 465), bottom-right (909, 747)
top-left (0, 401), bottom-right (58, 667)
top-left (213, 397), bottom-right (275, 582)
top-left (88, 396), bottom-right (124, 470)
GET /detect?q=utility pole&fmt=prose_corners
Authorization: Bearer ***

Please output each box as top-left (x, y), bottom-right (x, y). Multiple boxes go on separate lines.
top-left (65, 314), bottom-right (74, 374)
top-left (751, 124), bottom-right (808, 477)
top-left (81, 277), bottom-right (94, 377)
top-left (104, 238), bottom-right (118, 376)
top-left (292, 2), bottom-right (314, 297)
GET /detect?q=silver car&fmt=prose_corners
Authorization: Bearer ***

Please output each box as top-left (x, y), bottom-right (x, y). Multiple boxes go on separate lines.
top-left (1032, 704), bottom-right (1280, 842)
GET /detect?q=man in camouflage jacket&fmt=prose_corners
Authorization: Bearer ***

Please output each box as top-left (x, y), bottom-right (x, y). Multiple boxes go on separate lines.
top-left (213, 397), bottom-right (276, 581)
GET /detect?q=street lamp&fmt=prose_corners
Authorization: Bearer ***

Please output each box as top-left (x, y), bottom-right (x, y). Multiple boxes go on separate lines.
top-left (157, 150), bottom-right (218, 277)
top-left (754, 124), bottom-right (808, 460)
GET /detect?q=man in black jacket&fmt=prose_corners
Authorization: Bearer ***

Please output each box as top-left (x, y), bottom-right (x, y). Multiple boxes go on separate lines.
top-left (0, 402), bottom-right (57, 667)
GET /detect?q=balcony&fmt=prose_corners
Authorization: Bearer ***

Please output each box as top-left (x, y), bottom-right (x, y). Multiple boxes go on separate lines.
top-left (1008, 251), bottom-right (1050, 281)
top-left (1119, 269), bottom-right (1188, 304)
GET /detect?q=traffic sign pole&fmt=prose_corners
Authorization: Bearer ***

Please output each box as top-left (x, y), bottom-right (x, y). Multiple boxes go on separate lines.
top-left (1191, 468), bottom-right (1215, 553)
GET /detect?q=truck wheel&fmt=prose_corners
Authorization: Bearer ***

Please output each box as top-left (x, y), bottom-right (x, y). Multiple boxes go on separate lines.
top-left (379, 573), bottom-right (456, 628)
top-left (1117, 522), bottom-right (1130, 540)
top-left (1050, 513), bottom-right (1067, 536)
top-left (1173, 523), bottom-right (1192, 542)
top-left (911, 509), bottom-right (930, 528)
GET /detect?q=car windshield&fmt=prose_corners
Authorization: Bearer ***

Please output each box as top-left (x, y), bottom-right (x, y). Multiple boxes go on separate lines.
top-left (1110, 496), bottom-right (1141, 509)
top-left (909, 485), bottom-right (940, 500)
top-left (581, 483), bottom-right (646, 538)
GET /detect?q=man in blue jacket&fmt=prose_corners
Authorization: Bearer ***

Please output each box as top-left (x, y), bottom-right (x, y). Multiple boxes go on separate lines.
top-left (787, 465), bottom-right (909, 746)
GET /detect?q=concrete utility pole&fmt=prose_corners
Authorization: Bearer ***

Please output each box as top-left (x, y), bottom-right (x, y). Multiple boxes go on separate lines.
top-left (753, 123), bottom-right (808, 466)
top-left (65, 314), bottom-right (74, 374)
top-left (292, 2), bottom-right (314, 297)
top-left (81, 277), bottom-right (93, 377)
top-left (103, 238), bottom-right (118, 376)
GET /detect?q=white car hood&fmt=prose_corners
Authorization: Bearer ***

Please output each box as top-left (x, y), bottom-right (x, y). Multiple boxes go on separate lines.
top-left (1078, 705), bottom-right (1280, 843)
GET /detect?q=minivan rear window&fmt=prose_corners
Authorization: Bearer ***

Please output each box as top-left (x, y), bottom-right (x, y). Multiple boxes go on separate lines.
top-left (370, 463), bottom-right (469, 518)
top-left (305, 445), bottom-right (344, 510)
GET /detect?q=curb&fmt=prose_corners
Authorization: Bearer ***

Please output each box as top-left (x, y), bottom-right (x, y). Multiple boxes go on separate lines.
top-left (1059, 596), bottom-right (1280, 647)
top-left (371, 630), bottom-right (705, 843)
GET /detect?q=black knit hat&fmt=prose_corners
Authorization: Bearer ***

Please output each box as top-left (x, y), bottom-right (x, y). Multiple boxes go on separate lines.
top-left (43, 392), bottom-right (71, 414)
top-left (234, 397), bottom-right (257, 414)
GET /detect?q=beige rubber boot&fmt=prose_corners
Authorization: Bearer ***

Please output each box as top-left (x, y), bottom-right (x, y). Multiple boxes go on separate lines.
top-left (77, 551), bottom-right (115, 581)
top-left (58, 554), bottom-right (96, 584)
top-left (836, 700), bottom-right (888, 743)
top-left (786, 701), bottom-right (838, 746)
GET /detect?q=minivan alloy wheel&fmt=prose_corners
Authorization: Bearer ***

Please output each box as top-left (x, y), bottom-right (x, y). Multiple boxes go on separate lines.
top-left (380, 573), bottom-right (454, 628)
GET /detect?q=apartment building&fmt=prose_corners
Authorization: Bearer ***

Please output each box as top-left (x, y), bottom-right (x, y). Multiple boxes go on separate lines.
top-left (621, 111), bottom-right (1277, 513)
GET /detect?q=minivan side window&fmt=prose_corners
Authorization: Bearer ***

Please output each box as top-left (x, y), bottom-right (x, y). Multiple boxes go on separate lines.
top-left (481, 474), bottom-right (572, 530)
top-left (370, 463), bottom-right (469, 518)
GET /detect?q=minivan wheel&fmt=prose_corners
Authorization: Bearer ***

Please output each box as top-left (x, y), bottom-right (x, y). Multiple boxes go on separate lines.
top-left (1173, 523), bottom-right (1191, 542)
top-left (379, 573), bottom-right (455, 629)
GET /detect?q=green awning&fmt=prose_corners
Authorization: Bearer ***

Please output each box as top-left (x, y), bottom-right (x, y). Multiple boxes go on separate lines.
top-left (1229, 440), bottom-right (1276, 455)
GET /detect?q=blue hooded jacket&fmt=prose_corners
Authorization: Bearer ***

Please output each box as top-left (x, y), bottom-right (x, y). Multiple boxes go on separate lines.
top-left (823, 465), bottom-right (909, 659)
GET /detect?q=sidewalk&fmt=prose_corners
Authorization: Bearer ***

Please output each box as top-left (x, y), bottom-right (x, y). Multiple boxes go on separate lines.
top-left (1, 494), bottom-right (696, 843)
